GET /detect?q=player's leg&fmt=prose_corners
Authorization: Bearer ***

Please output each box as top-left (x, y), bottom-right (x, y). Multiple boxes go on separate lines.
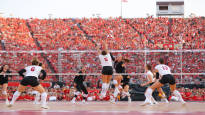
top-left (33, 84), bottom-right (48, 109)
top-left (9, 84), bottom-right (26, 106)
top-left (71, 84), bottom-right (82, 103)
top-left (2, 83), bottom-right (9, 105)
top-left (81, 84), bottom-right (88, 103)
top-left (106, 67), bottom-right (113, 93)
top-left (122, 85), bottom-right (131, 103)
top-left (111, 75), bottom-right (121, 103)
top-left (144, 81), bottom-right (164, 105)
top-left (156, 87), bottom-right (169, 103)
top-left (34, 91), bottom-right (40, 104)
top-left (100, 75), bottom-right (107, 98)
top-left (170, 83), bottom-right (185, 104)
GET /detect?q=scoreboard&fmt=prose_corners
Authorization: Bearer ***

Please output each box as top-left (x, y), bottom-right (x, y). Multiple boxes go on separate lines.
top-left (156, 0), bottom-right (184, 17)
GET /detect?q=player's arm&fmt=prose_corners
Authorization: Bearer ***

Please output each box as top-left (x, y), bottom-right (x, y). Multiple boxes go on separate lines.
top-left (96, 45), bottom-right (101, 55)
top-left (141, 74), bottom-right (153, 87)
top-left (103, 41), bottom-right (109, 54)
top-left (110, 53), bottom-right (115, 61)
top-left (39, 70), bottom-right (47, 80)
top-left (18, 69), bottom-right (26, 78)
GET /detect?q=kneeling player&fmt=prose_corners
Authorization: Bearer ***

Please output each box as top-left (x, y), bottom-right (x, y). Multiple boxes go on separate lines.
top-left (8, 59), bottom-right (48, 109)
top-left (121, 75), bottom-right (131, 103)
top-left (71, 67), bottom-right (88, 103)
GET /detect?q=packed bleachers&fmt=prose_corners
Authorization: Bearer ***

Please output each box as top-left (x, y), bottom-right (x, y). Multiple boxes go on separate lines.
top-left (0, 17), bottom-right (205, 101)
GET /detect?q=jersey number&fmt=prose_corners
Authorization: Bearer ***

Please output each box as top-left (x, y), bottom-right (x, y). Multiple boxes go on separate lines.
top-left (162, 66), bottom-right (168, 70)
top-left (104, 58), bottom-right (108, 61)
top-left (31, 67), bottom-right (35, 71)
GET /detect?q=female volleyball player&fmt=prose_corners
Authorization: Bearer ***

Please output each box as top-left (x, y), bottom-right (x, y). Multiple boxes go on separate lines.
top-left (97, 42), bottom-right (113, 99)
top-left (8, 59), bottom-right (48, 109)
top-left (144, 58), bottom-right (186, 105)
top-left (141, 64), bottom-right (158, 105)
top-left (0, 65), bottom-right (12, 105)
top-left (71, 67), bottom-right (88, 104)
top-left (110, 55), bottom-right (131, 103)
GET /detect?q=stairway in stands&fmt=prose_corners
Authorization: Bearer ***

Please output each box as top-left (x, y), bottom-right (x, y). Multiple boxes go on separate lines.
top-left (123, 19), bottom-right (151, 47)
top-left (26, 22), bottom-right (59, 80)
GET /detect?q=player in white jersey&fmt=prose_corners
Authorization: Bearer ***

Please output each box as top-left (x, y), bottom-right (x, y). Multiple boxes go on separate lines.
top-left (8, 59), bottom-right (48, 109)
top-left (144, 58), bottom-right (186, 105)
top-left (141, 64), bottom-right (168, 106)
top-left (97, 42), bottom-right (113, 99)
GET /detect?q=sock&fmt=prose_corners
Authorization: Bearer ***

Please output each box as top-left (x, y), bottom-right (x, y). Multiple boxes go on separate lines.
top-left (145, 88), bottom-right (153, 104)
top-left (106, 83), bottom-right (110, 90)
top-left (34, 92), bottom-right (40, 103)
top-left (173, 90), bottom-right (185, 103)
top-left (114, 87), bottom-right (120, 97)
top-left (41, 92), bottom-right (47, 106)
top-left (11, 91), bottom-right (21, 104)
top-left (101, 83), bottom-right (107, 97)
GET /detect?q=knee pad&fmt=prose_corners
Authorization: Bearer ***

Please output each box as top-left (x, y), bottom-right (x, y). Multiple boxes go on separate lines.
top-left (2, 91), bottom-right (7, 95)
top-left (113, 80), bottom-right (118, 85)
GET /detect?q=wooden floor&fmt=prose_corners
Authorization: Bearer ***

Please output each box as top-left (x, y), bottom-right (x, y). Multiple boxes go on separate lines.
top-left (0, 101), bottom-right (205, 115)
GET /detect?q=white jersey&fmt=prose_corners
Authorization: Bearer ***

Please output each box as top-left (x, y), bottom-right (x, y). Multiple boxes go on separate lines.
top-left (24, 65), bottom-right (42, 78)
top-left (146, 71), bottom-right (154, 82)
top-left (99, 53), bottom-right (112, 67)
top-left (155, 64), bottom-right (171, 76)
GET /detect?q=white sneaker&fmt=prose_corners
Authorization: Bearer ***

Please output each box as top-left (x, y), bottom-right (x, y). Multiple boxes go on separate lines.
top-left (179, 99), bottom-right (186, 105)
top-left (140, 101), bottom-right (153, 106)
top-left (161, 98), bottom-right (169, 103)
top-left (5, 100), bottom-right (10, 105)
top-left (82, 100), bottom-right (86, 103)
top-left (153, 101), bottom-right (158, 105)
top-left (128, 97), bottom-right (132, 103)
top-left (110, 97), bottom-right (116, 104)
top-left (71, 99), bottom-right (76, 104)
top-left (41, 105), bottom-right (49, 109)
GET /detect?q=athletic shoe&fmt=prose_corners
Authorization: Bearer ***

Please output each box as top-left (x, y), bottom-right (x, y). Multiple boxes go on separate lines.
top-left (41, 105), bottom-right (49, 109)
top-left (82, 99), bottom-right (85, 103)
top-left (161, 98), bottom-right (169, 103)
top-left (128, 97), bottom-right (132, 103)
top-left (5, 100), bottom-right (10, 105)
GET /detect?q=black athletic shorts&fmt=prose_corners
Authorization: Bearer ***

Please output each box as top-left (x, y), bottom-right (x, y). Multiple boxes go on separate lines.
top-left (20, 76), bottom-right (40, 87)
top-left (102, 66), bottom-right (113, 75)
top-left (159, 74), bottom-right (176, 85)
top-left (0, 78), bottom-right (8, 85)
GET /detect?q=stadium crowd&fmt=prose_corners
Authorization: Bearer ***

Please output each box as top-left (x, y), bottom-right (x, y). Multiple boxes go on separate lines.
top-left (0, 17), bottom-right (204, 101)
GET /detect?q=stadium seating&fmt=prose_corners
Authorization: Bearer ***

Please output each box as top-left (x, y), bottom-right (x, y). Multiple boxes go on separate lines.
top-left (0, 17), bottom-right (204, 101)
